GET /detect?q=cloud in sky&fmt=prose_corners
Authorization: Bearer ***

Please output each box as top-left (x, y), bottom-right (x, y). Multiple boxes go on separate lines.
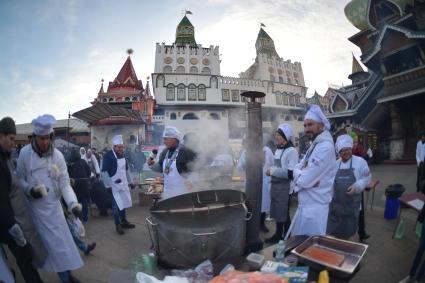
top-left (0, 0), bottom-right (359, 123)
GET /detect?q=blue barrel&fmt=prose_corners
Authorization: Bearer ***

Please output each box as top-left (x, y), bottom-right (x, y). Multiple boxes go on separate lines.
top-left (384, 197), bottom-right (400, 219)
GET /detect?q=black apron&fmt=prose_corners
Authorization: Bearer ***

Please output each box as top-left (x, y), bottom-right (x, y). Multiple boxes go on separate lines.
top-left (327, 159), bottom-right (361, 239)
top-left (270, 149), bottom-right (291, 222)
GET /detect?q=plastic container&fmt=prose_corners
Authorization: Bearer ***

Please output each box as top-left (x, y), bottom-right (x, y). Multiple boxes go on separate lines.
top-left (283, 254), bottom-right (298, 267)
top-left (246, 253), bottom-right (265, 270)
top-left (384, 197), bottom-right (400, 219)
top-left (275, 240), bottom-right (286, 262)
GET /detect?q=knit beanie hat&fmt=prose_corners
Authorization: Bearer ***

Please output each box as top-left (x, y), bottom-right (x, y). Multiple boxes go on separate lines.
top-left (0, 117), bottom-right (16, 135)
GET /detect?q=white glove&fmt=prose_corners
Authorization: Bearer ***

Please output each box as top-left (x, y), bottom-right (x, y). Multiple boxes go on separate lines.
top-left (8, 224), bottom-right (27, 247)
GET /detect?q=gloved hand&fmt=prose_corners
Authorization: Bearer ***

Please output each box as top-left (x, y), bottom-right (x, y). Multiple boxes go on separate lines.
top-left (30, 184), bottom-right (48, 199)
top-left (8, 224), bottom-right (27, 247)
top-left (71, 203), bottom-right (83, 219)
top-left (96, 173), bottom-right (100, 179)
top-left (114, 178), bottom-right (122, 184)
top-left (129, 183), bottom-right (135, 190)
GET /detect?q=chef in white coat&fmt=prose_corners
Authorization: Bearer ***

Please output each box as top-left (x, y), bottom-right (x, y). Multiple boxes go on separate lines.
top-left (101, 135), bottom-right (135, 235)
top-left (291, 105), bottom-right (337, 236)
top-left (237, 133), bottom-right (274, 232)
top-left (148, 126), bottom-right (197, 200)
top-left (16, 114), bottom-right (83, 283)
top-left (327, 134), bottom-right (371, 239)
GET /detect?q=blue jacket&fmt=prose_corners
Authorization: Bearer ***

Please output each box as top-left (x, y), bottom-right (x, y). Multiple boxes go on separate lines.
top-left (102, 150), bottom-right (128, 177)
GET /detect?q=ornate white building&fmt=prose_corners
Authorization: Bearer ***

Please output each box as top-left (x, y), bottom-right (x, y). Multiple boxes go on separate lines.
top-left (151, 15), bottom-right (308, 149)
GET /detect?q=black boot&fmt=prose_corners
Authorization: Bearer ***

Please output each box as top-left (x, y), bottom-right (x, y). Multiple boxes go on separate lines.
top-left (260, 212), bottom-right (269, 233)
top-left (121, 220), bottom-right (135, 229)
top-left (84, 242), bottom-right (96, 255)
top-left (116, 224), bottom-right (124, 235)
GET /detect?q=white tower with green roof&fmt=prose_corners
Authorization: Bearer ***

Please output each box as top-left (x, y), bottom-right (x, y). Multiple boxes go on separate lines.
top-left (240, 28), bottom-right (306, 87)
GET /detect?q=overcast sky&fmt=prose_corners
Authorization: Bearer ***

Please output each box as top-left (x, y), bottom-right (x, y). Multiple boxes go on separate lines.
top-left (0, 0), bottom-right (362, 123)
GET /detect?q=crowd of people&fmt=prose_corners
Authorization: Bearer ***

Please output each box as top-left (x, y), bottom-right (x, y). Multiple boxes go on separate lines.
top-left (2, 104), bottom-right (422, 282)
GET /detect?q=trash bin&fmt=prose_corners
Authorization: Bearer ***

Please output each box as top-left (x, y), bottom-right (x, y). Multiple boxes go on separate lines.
top-left (384, 184), bottom-right (405, 220)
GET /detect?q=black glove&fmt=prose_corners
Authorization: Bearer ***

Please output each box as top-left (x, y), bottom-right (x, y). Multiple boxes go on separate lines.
top-left (129, 183), bottom-right (135, 190)
top-left (30, 190), bottom-right (43, 199)
top-left (72, 207), bottom-right (82, 219)
top-left (114, 178), bottom-right (122, 184)
top-left (96, 173), bottom-right (100, 179)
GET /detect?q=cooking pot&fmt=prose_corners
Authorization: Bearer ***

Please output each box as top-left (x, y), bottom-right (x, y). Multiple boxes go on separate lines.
top-left (146, 189), bottom-right (250, 268)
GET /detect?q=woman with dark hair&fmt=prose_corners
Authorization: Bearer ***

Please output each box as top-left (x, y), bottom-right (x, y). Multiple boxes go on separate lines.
top-left (265, 123), bottom-right (299, 243)
top-left (67, 149), bottom-right (91, 222)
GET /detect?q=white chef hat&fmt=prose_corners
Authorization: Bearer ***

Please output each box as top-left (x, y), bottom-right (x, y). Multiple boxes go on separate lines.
top-left (163, 126), bottom-right (183, 142)
top-left (31, 114), bottom-right (56, 136)
top-left (304, 105), bottom-right (331, 130)
top-left (277, 123), bottom-right (293, 141)
top-left (336, 134), bottom-right (353, 153)
top-left (112, 135), bottom-right (124, 145)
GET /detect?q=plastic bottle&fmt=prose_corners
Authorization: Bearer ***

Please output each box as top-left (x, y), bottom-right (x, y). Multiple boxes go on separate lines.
top-left (274, 240), bottom-right (286, 262)
top-left (318, 270), bottom-right (329, 283)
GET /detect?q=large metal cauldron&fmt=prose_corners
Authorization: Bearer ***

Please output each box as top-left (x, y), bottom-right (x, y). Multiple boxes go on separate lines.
top-left (146, 189), bottom-right (249, 269)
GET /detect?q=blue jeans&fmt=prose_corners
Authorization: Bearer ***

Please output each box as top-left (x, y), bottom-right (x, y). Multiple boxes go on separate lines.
top-left (410, 222), bottom-right (425, 280)
top-left (66, 218), bottom-right (87, 253)
top-left (78, 196), bottom-right (89, 222)
top-left (57, 270), bottom-right (72, 283)
top-left (112, 197), bottom-right (127, 226)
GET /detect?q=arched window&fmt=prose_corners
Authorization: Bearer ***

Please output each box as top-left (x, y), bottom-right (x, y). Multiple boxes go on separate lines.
top-left (188, 84), bottom-right (197, 101)
top-left (176, 66), bottom-right (185, 73)
top-left (177, 84), bottom-right (186, 101)
top-left (166, 84), bottom-right (175, 101)
top-left (295, 95), bottom-right (301, 106)
top-left (210, 76), bottom-right (218, 88)
top-left (189, 66), bottom-right (198, 74)
top-left (182, 112), bottom-right (199, 120)
top-left (125, 97), bottom-right (131, 102)
top-left (156, 74), bottom-right (164, 87)
top-left (170, 112), bottom-right (177, 120)
top-left (201, 67), bottom-right (211, 74)
top-left (109, 97), bottom-right (114, 102)
top-left (163, 65), bottom-right (172, 73)
top-left (270, 75), bottom-right (275, 82)
top-left (208, 113), bottom-right (220, 120)
top-left (289, 95), bottom-right (295, 106)
top-left (275, 93), bottom-right (283, 105)
top-left (102, 98), bottom-right (108, 103)
top-left (282, 93), bottom-right (289, 105)
top-left (198, 84), bottom-right (206, 101)
top-left (279, 76), bottom-right (284, 83)
top-left (132, 96), bottom-right (138, 101)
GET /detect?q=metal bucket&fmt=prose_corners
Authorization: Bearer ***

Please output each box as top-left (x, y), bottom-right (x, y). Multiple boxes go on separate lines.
top-left (146, 189), bottom-right (249, 268)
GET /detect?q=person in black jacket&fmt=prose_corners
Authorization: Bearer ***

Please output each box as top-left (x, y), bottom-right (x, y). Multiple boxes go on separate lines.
top-left (148, 126), bottom-right (197, 200)
top-left (67, 149), bottom-right (92, 222)
top-left (399, 207), bottom-right (425, 283)
top-left (0, 117), bottom-right (46, 283)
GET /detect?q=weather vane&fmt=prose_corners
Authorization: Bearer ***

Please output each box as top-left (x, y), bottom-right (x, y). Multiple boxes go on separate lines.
top-left (182, 9), bottom-right (193, 15)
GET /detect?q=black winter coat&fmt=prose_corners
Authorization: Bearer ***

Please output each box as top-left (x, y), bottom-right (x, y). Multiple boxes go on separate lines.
top-left (68, 151), bottom-right (91, 199)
